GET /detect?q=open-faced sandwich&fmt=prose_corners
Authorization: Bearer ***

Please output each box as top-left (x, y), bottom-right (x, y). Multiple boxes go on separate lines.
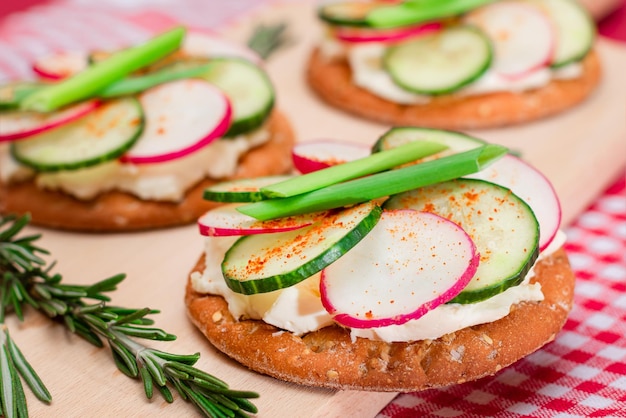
top-left (0, 27), bottom-right (295, 231)
top-left (308, 0), bottom-right (601, 129)
top-left (185, 127), bottom-right (574, 391)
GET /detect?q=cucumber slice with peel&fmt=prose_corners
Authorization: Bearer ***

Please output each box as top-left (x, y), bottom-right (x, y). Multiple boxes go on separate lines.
top-left (11, 97), bottom-right (143, 172)
top-left (384, 178), bottom-right (539, 304)
top-left (384, 25), bottom-right (492, 95)
top-left (222, 201), bottom-right (382, 295)
top-left (372, 126), bottom-right (485, 155)
top-left (541, 0), bottom-right (595, 67)
top-left (203, 175), bottom-right (294, 203)
top-left (198, 58), bottom-right (274, 137)
top-left (318, 1), bottom-right (387, 27)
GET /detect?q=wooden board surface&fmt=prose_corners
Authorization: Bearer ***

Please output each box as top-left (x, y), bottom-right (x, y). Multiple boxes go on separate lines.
top-left (10, 2), bottom-right (626, 418)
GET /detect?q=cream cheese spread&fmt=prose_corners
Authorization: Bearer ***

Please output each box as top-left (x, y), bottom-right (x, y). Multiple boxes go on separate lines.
top-left (190, 226), bottom-right (566, 343)
top-left (0, 128), bottom-right (269, 202)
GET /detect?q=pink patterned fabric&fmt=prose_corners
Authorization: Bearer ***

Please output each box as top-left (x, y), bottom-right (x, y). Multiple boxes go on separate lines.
top-left (0, 2), bottom-right (624, 416)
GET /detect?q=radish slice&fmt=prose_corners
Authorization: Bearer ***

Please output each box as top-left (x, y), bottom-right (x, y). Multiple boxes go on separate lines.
top-left (32, 51), bottom-right (89, 80)
top-left (320, 210), bottom-right (479, 328)
top-left (466, 154), bottom-right (561, 251)
top-left (334, 22), bottom-right (442, 44)
top-left (198, 203), bottom-right (327, 236)
top-left (465, 2), bottom-right (555, 79)
top-left (182, 31), bottom-right (261, 64)
top-left (120, 79), bottom-right (232, 164)
top-left (292, 140), bottom-right (371, 174)
top-left (0, 100), bottom-right (99, 142)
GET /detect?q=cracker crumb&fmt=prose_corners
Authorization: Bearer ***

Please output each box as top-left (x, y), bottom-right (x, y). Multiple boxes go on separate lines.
top-left (326, 370), bottom-right (339, 380)
top-left (211, 311), bottom-right (223, 323)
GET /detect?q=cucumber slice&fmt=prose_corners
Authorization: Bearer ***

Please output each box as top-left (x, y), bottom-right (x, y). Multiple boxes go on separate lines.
top-left (384, 25), bottom-right (492, 95)
top-left (203, 175), bottom-right (295, 203)
top-left (318, 2), bottom-right (385, 27)
top-left (222, 201), bottom-right (382, 295)
top-left (541, 0), bottom-right (595, 68)
top-left (384, 178), bottom-right (539, 304)
top-left (11, 97), bottom-right (143, 172)
top-left (372, 126), bottom-right (486, 154)
top-left (198, 58), bottom-right (275, 137)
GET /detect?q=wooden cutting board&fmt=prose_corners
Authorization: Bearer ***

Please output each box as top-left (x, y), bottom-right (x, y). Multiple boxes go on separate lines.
top-left (11, 2), bottom-right (626, 418)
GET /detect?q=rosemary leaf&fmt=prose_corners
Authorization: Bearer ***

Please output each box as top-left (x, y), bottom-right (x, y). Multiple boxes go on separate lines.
top-left (138, 366), bottom-right (154, 399)
top-left (5, 331), bottom-right (51, 403)
top-left (0, 344), bottom-right (16, 418)
top-left (247, 22), bottom-right (290, 60)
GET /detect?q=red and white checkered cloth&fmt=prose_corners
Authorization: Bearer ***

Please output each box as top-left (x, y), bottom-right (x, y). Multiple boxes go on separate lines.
top-left (1, 2), bottom-right (625, 416)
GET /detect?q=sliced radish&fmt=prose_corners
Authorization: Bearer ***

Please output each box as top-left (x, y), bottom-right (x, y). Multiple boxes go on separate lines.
top-left (198, 203), bottom-right (327, 236)
top-left (292, 139), bottom-right (371, 174)
top-left (0, 100), bottom-right (100, 142)
top-left (32, 51), bottom-right (89, 80)
top-left (120, 79), bottom-right (232, 164)
top-left (320, 209), bottom-right (479, 328)
top-left (182, 31), bottom-right (261, 64)
top-left (334, 21), bottom-right (442, 44)
top-left (466, 153), bottom-right (561, 251)
top-left (465, 2), bottom-right (555, 79)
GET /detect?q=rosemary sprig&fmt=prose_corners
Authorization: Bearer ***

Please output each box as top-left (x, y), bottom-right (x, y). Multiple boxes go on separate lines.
top-left (0, 214), bottom-right (259, 417)
top-left (247, 22), bottom-right (290, 60)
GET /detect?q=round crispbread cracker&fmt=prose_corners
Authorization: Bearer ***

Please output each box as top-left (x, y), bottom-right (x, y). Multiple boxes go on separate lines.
top-left (0, 112), bottom-right (295, 231)
top-left (307, 47), bottom-right (601, 129)
top-left (185, 248), bottom-right (575, 391)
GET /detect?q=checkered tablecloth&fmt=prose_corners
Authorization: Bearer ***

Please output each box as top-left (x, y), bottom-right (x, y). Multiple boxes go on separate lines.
top-left (1, 1), bottom-right (625, 417)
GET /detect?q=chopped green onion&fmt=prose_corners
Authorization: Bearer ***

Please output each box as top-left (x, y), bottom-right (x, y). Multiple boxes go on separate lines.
top-left (261, 140), bottom-right (447, 198)
top-left (366, 0), bottom-right (495, 28)
top-left (98, 63), bottom-right (212, 98)
top-left (238, 144), bottom-right (507, 220)
top-left (21, 27), bottom-right (186, 112)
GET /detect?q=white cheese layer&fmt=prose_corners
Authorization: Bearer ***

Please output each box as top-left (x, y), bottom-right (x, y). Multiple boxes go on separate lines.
top-left (323, 37), bottom-right (582, 104)
top-left (191, 229), bottom-right (566, 343)
top-left (0, 128), bottom-right (269, 202)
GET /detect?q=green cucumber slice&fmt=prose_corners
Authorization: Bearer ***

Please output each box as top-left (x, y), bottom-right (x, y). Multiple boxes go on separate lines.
top-left (222, 201), bottom-right (382, 295)
top-left (198, 58), bottom-right (275, 137)
top-left (384, 178), bottom-right (539, 304)
top-left (542, 0), bottom-right (595, 68)
top-left (372, 126), bottom-right (486, 155)
top-left (318, 1), bottom-right (385, 27)
top-left (11, 97), bottom-right (143, 172)
top-left (203, 175), bottom-right (295, 203)
top-left (384, 25), bottom-right (492, 95)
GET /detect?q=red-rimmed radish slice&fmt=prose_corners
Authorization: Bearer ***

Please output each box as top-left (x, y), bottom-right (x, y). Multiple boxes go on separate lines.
top-left (0, 100), bottom-right (99, 142)
top-left (466, 153), bottom-right (561, 251)
top-left (198, 203), bottom-right (327, 236)
top-left (182, 31), bottom-right (261, 64)
top-left (32, 51), bottom-right (89, 80)
top-left (334, 21), bottom-right (442, 44)
top-left (320, 209), bottom-right (479, 329)
top-left (465, 2), bottom-right (554, 79)
top-left (292, 139), bottom-right (371, 174)
top-left (120, 79), bottom-right (231, 164)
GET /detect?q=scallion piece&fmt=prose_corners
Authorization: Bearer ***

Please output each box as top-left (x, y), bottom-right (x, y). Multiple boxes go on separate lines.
top-left (21, 27), bottom-right (186, 112)
top-left (366, 0), bottom-right (495, 28)
top-left (261, 140), bottom-right (447, 198)
top-left (238, 144), bottom-right (507, 220)
top-left (98, 62), bottom-right (212, 98)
